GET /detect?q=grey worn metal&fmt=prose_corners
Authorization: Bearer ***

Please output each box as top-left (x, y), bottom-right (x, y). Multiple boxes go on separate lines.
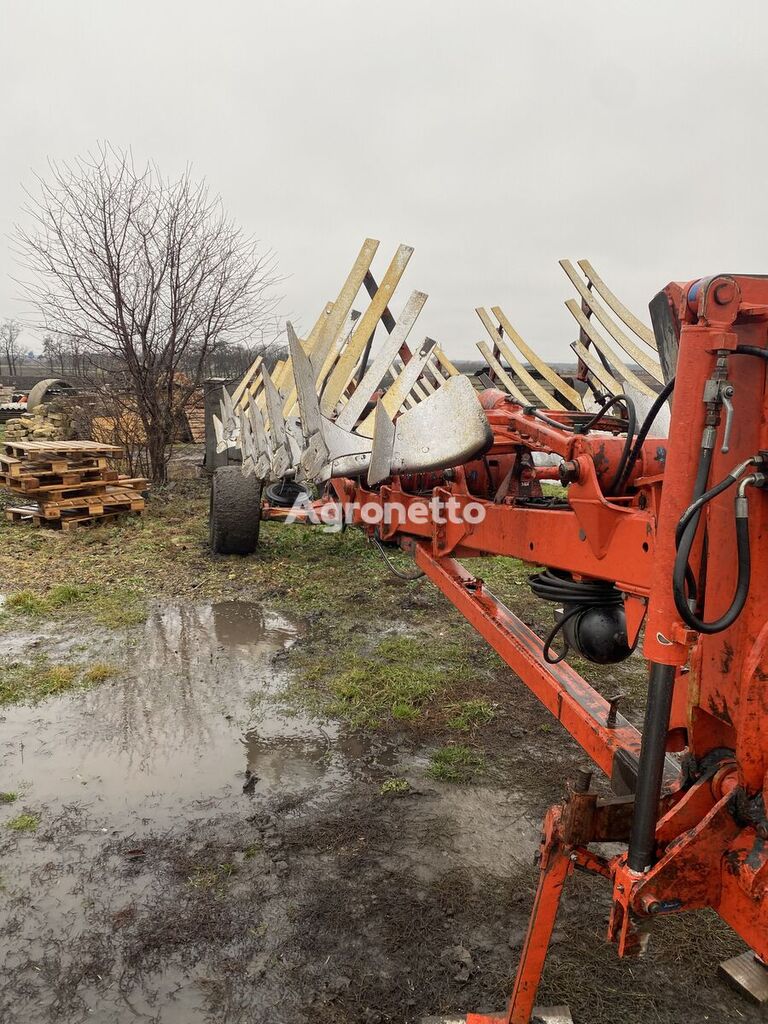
top-left (244, 393), bottom-right (272, 478)
top-left (719, 951), bottom-right (768, 1005)
top-left (203, 378), bottom-right (233, 474)
top-left (367, 399), bottom-right (395, 488)
top-left (286, 321), bottom-right (330, 479)
top-left (262, 366), bottom-right (292, 479)
top-left (368, 375), bottom-right (492, 485)
top-left (335, 289), bottom-right (428, 430)
top-left (216, 386), bottom-right (239, 453)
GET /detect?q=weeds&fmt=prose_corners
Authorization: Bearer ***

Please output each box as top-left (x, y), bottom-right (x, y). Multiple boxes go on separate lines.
top-left (188, 862), bottom-right (237, 892)
top-left (305, 634), bottom-right (475, 728)
top-left (6, 812), bottom-right (40, 832)
top-left (2, 582), bottom-right (146, 628)
top-left (427, 745), bottom-right (485, 783)
top-left (380, 777), bottom-right (410, 795)
top-left (447, 699), bottom-right (496, 731)
top-left (82, 662), bottom-right (117, 685)
top-left (0, 656), bottom-right (117, 707)
top-left (0, 792), bottom-right (18, 804)
top-left (5, 591), bottom-right (47, 615)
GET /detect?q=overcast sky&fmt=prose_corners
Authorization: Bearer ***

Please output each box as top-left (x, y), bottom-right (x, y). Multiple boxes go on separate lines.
top-left (2, 0), bottom-right (768, 360)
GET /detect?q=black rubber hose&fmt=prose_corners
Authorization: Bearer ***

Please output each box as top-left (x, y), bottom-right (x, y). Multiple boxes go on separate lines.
top-left (539, 392), bottom-right (636, 497)
top-left (530, 569), bottom-right (620, 604)
top-left (613, 377), bottom-right (675, 493)
top-left (733, 345), bottom-right (768, 360)
top-left (627, 662), bottom-right (677, 871)
top-left (531, 396), bottom-right (631, 436)
top-left (607, 395), bottom-right (637, 495)
top-left (531, 409), bottom-right (577, 433)
top-left (673, 490), bottom-right (751, 634)
top-left (670, 444), bottom-right (713, 614)
top-left (530, 569), bottom-right (623, 663)
top-left (540, 606), bottom-right (583, 665)
top-left (674, 471), bottom-right (744, 548)
top-left (575, 393), bottom-right (633, 434)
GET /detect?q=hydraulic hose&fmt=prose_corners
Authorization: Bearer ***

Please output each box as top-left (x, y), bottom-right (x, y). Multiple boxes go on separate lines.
top-left (674, 457), bottom-right (757, 548)
top-left (673, 464), bottom-right (760, 634)
top-left (576, 393), bottom-right (634, 435)
top-left (627, 662), bottom-right (677, 872)
top-left (531, 395), bottom-right (632, 437)
top-left (732, 345), bottom-right (768, 361)
top-left (613, 377), bottom-right (675, 494)
top-left (606, 395), bottom-right (637, 495)
top-left (530, 569), bottom-right (624, 664)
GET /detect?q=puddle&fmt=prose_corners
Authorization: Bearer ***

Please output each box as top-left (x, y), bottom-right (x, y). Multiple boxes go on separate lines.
top-left (0, 600), bottom-right (353, 829)
top-left (0, 599), bottom-right (750, 1024)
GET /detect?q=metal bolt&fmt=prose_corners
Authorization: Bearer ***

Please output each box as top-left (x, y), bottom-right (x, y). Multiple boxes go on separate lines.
top-left (606, 693), bottom-right (624, 729)
top-left (559, 459), bottom-right (580, 485)
top-left (640, 893), bottom-right (662, 914)
top-left (713, 281), bottom-right (736, 305)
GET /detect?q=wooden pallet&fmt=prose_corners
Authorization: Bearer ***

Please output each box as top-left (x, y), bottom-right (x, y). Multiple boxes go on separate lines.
top-left (3, 439), bottom-right (123, 459)
top-left (2, 437), bottom-right (146, 531)
top-left (38, 488), bottom-right (145, 519)
top-left (5, 505), bottom-right (138, 530)
top-left (0, 465), bottom-right (118, 489)
top-left (6, 474), bottom-right (146, 499)
top-left (0, 452), bottom-right (110, 478)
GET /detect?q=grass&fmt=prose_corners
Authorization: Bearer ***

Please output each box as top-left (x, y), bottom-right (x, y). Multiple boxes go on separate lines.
top-left (0, 792), bottom-right (18, 804)
top-left (427, 745), bottom-right (485, 783)
top-left (0, 476), bottom-right (648, 727)
top-left (187, 862), bottom-right (237, 892)
top-left (2, 583), bottom-right (147, 629)
top-left (447, 699), bottom-right (496, 731)
top-left (380, 777), bottom-right (410, 795)
top-left (6, 812), bottom-right (40, 832)
top-left (0, 656), bottom-right (117, 706)
top-left (297, 633), bottom-right (490, 728)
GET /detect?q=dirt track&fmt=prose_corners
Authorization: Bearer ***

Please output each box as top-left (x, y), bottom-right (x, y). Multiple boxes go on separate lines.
top-left (0, 489), bottom-right (760, 1024)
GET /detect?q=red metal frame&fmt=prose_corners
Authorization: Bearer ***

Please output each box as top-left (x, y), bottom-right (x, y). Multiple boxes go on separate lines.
top-left (261, 274), bottom-right (768, 1021)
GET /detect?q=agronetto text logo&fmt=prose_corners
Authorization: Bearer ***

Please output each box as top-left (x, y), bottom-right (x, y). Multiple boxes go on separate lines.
top-left (284, 494), bottom-right (487, 533)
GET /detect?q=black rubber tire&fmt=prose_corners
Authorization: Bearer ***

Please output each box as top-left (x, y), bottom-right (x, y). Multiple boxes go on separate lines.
top-left (209, 466), bottom-right (262, 555)
top-left (264, 480), bottom-right (310, 508)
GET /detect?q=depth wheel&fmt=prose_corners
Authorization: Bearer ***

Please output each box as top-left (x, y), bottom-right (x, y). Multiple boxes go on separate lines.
top-left (209, 466), bottom-right (262, 555)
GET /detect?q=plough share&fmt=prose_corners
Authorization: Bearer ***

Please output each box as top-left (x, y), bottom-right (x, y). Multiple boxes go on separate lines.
top-left (212, 243), bottom-right (768, 1022)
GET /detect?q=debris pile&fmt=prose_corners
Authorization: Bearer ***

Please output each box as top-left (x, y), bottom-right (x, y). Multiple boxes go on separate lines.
top-left (1, 439), bottom-right (147, 531)
top-left (2, 397), bottom-right (78, 443)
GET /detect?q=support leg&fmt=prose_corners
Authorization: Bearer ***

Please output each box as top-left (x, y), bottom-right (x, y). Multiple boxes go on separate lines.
top-left (466, 808), bottom-right (574, 1024)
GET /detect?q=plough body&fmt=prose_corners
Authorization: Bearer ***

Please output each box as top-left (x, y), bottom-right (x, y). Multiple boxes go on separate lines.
top-left (214, 245), bottom-right (768, 1021)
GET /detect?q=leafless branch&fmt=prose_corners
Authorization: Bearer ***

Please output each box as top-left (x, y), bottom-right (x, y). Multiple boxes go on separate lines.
top-left (14, 143), bottom-right (281, 482)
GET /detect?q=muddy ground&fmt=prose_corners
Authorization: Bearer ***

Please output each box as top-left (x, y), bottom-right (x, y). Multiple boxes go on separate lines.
top-left (0, 478), bottom-right (759, 1024)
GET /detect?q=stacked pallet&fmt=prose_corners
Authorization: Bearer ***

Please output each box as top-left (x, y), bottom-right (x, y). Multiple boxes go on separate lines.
top-left (1, 440), bottom-right (147, 531)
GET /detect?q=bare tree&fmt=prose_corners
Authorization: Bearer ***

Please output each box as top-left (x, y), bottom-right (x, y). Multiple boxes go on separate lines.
top-left (15, 145), bottom-right (280, 482)
top-left (0, 319), bottom-right (22, 375)
top-left (42, 333), bottom-right (65, 374)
